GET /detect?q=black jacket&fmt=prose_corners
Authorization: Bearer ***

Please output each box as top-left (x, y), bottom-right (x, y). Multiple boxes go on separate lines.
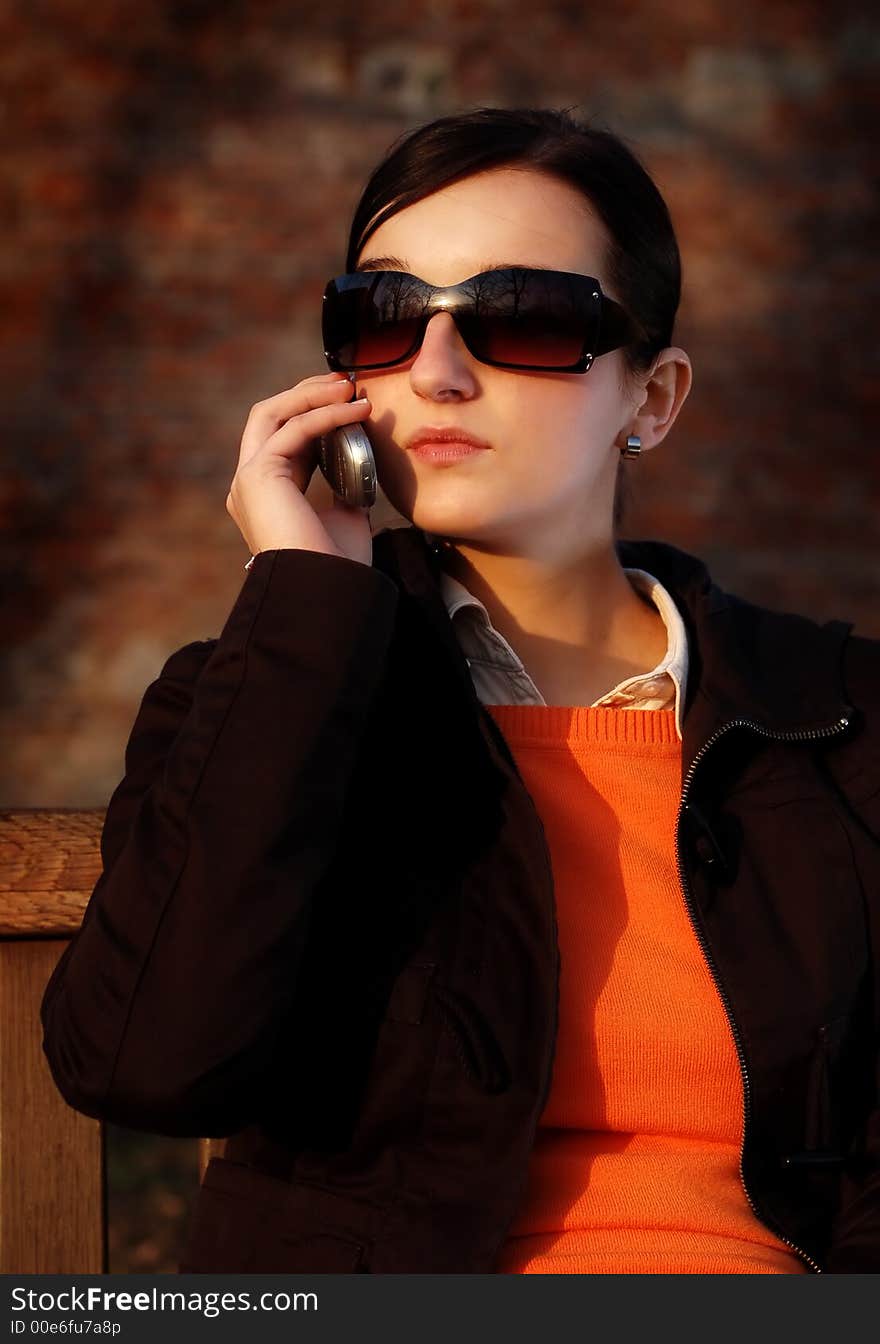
top-left (40, 526), bottom-right (880, 1273)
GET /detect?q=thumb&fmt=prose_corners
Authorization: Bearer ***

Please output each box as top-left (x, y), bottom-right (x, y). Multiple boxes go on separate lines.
top-left (332, 491), bottom-right (372, 517)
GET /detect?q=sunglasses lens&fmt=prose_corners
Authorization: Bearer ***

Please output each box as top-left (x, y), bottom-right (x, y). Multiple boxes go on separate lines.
top-left (462, 311), bottom-right (586, 368)
top-left (459, 270), bottom-right (595, 369)
top-left (324, 275), bottom-right (428, 369)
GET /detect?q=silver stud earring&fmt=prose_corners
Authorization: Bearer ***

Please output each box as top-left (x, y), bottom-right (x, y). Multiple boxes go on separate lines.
top-left (621, 434), bottom-right (642, 459)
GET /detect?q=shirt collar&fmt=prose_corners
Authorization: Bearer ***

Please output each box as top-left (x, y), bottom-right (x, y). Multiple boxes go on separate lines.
top-left (436, 563), bottom-right (689, 740)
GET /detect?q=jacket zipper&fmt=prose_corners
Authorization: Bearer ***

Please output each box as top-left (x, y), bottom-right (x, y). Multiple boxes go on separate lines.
top-left (675, 711), bottom-right (853, 1276)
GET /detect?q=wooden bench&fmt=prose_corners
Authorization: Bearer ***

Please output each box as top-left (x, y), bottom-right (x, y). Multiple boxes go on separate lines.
top-left (0, 808), bottom-right (222, 1273)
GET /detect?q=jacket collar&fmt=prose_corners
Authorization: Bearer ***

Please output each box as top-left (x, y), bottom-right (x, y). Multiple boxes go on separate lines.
top-left (613, 537), bottom-right (854, 772)
top-left (372, 525), bottom-right (854, 759)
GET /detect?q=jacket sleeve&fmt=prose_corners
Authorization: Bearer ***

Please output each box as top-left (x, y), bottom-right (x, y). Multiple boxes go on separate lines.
top-left (823, 631), bottom-right (880, 1271)
top-left (40, 548), bottom-right (399, 1138)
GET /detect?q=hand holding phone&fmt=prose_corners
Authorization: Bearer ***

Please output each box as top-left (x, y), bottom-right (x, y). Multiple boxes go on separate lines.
top-left (226, 372), bottom-right (374, 567)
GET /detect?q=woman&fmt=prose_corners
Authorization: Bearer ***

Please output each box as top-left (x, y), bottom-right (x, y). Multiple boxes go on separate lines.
top-left (41, 107), bottom-right (880, 1274)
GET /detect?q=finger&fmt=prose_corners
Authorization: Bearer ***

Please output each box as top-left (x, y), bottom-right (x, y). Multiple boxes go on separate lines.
top-left (319, 502), bottom-right (374, 566)
top-left (238, 396), bottom-right (372, 489)
top-left (257, 396), bottom-right (371, 463)
top-left (252, 372), bottom-right (349, 414)
top-left (246, 374), bottom-right (352, 431)
top-left (240, 376), bottom-right (354, 455)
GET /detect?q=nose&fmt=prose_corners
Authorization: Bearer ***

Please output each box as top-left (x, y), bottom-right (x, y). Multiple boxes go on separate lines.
top-left (409, 312), bottom-right (478, 402)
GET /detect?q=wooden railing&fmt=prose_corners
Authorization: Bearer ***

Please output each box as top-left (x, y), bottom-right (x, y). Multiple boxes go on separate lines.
top-left (0, 809), bottom-right (222, 1273)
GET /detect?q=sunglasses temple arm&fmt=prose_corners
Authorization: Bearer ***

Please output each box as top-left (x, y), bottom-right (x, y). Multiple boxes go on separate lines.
top-left (594, 297), bottom-right (648, 357)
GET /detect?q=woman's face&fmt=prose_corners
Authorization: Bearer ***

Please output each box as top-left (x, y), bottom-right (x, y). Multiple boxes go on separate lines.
top-left (354, 166), bottom-right (646, 558)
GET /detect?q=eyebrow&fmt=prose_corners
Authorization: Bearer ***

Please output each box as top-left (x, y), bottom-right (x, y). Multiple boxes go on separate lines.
top-left (353, 256), bottom-right (556, 275)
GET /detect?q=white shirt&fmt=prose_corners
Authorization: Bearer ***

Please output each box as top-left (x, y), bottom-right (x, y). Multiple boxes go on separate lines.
top-left (436, 564), bottom-right (689, 741)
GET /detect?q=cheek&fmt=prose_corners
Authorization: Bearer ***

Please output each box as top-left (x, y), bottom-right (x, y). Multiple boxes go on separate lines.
top-left (505, 383), bottom-right (616, 456)
top-left (356, 373), bottom-right (405, 437)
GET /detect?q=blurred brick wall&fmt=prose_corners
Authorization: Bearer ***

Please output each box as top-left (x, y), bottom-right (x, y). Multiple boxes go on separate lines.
top-left (3, 0), bottom-right (878, 807)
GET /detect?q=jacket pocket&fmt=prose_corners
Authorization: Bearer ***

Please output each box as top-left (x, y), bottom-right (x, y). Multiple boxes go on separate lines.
top-left (782, 1016), bottom-right (853, 1172)
top-left (805, 1017), bottom-right (849, 1157)
top-left (178, 1157), bottom-right (378, 1273)
top-left (432, 983), bottom-right (511, 1095)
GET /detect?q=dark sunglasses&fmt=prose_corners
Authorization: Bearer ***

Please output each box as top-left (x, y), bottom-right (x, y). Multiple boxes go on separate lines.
top-left (322, 266), bottom-right (641, 374)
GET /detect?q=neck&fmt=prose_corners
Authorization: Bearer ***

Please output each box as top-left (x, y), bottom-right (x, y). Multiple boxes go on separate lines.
top-left (437, 535), bottom-right (669, 707)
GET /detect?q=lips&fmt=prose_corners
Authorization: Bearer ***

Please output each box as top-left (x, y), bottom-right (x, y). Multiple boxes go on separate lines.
top-left (405, 427), bottom-right (491, 453)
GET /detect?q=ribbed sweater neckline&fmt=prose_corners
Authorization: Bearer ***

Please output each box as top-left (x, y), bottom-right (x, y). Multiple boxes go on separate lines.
top-left (486, 704), bottom-right (680, 748)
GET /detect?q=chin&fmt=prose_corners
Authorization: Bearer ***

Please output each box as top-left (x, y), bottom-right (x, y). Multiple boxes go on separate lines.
top-left (407, 500), bottom-right (500, 544)
top-left (379, 471), bottom-right (532, 550)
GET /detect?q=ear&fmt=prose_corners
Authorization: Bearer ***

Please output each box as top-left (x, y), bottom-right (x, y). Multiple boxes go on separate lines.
top-left (618, 347), bottom-right (692, 453)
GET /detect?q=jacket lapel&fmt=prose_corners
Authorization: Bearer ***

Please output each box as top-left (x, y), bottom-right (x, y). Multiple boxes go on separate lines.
top-left (372, 524), bottom-right (486, 714)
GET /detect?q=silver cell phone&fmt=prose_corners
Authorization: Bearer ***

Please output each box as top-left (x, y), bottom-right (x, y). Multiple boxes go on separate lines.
top-left (317, 373), bottom-right (377, 508)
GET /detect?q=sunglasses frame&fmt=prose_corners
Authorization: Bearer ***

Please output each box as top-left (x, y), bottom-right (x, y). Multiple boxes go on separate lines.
top-left (322, 266), bottom-right (641, 374)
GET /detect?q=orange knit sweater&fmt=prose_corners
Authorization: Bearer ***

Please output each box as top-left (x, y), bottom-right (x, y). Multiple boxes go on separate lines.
top-left (486, 703), bottom-right (807, 1275)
